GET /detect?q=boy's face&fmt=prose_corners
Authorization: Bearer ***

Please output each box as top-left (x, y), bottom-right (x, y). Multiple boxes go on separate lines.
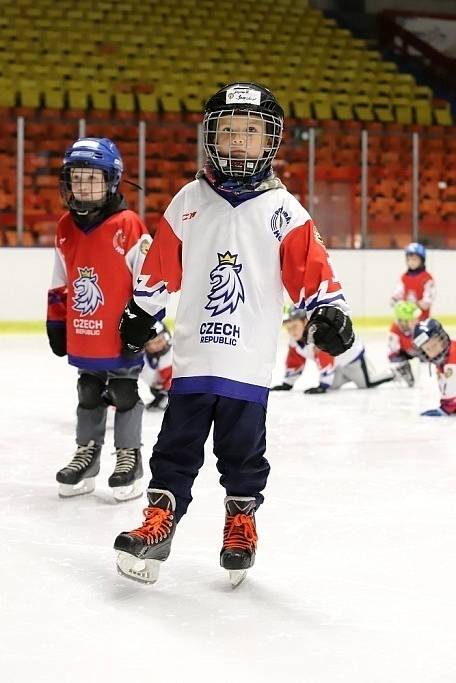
top-left (420, 336), bottom-right (446, 361)
top-left (216, 114), bottom-right (268, 160)
top-left (70, 167), bottom-right (107, 203)
top-left (406, 254), bottom-right (422, 270)
top-left (285, 319), bottom-right (307, 341)
top-left (145, 334), bottom-right (168, 354)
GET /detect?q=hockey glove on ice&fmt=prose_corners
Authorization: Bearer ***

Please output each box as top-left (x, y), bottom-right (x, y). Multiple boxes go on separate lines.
top-left (305, 306), bottom-right (354, 356)
top-left (119, 299), bottom-right (156, 357)
top-left (46, 323), bottom-right (67, 357)
top-left (304, 384), bottom-right (328, 394)
top-left (271, 383), bottom-right (293, 391)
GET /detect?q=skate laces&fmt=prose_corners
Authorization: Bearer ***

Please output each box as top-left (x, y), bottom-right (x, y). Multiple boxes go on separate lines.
top-left (223, 514), bottom-right (257, 551)
top-left (130, 506), bottom-right (174, 544)
top-left (112, 448), bottom-right (136, 474)
top-left (63, 444), bottom-right (97, 472)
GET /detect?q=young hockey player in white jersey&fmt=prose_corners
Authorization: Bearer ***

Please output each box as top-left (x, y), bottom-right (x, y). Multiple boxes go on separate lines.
top-left (272, 307), bottom-right (393, 393)
top-left (140, 322), bottom-right (172, 410)
top-left (113, 82), bottom-right (354, 586)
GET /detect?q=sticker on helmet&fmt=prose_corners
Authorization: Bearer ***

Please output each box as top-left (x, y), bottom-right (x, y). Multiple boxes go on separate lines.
top-left (73, 140), bottom-right (101, 150)
top-left (225, 86), bottom-right (261, 105)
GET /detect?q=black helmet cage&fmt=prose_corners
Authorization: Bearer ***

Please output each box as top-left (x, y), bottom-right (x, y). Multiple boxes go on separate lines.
top-left (203, 83), bottom-right (284, 178)
top-left (59, 162), bottom-right (118, 213)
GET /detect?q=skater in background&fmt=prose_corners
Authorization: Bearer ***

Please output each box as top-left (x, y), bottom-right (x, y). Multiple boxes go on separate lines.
top-left (46, 137), bottom-right (151, 501)
top-left (412, 319), bottom-right (456, 417)
top-left (113, 81), bottom-right (354, 586)
top-left (272, 307), bottom-right (393, 393)
top-left (140, 322), bottom-right (172, 410)
top-left (388, 300), bottom-right (421, 387)
top-left (390, 242), bottom-right (435, 321)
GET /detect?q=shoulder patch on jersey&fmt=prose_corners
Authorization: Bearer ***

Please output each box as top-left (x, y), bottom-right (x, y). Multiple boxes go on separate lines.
top-left (113, 228), bottom-right (126, 255)
top-left (140, 238), bottom-right (150, 255)
top-left (270, 207), bottom-right (291, 241)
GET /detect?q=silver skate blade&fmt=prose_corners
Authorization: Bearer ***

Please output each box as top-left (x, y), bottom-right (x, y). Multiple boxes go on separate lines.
top-left (58, 477), bottom-right (96, 498)
top-left (116, 551), bottom-right (161, 585)
top-left (112, 478), bottom-right (143, 502)
top-left (229, 569), bottom-right (247, 588)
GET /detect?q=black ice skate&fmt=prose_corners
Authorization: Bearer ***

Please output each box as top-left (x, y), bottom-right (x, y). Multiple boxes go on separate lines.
top-left (114, 489), bottom-right (176, 584)
top-left (220, 496), bottom-right (258, 588)
top-left (56, 440), bottom-right (101, 498)
top-left (108, 448), bottom-right (143, 502)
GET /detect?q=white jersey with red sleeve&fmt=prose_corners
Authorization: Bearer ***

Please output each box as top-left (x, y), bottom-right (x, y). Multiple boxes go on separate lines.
top-left (133, 178), bottom-right (349, 406)
top-left (437, 340), bottom-right (456, 415)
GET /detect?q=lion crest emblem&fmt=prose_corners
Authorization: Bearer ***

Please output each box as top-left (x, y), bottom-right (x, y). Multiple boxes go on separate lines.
top-left (72, 266), bottom-right (104, 316)
top-left (205, 251), bottom-right (245, 317)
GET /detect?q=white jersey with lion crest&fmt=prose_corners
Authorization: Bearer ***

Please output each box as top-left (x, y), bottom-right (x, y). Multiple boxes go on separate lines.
top-left (133, 177), bottom-right (349, 406)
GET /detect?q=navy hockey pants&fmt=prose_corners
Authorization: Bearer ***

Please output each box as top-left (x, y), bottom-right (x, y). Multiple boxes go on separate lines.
top-left (149, 393), bottom-right (270, 522)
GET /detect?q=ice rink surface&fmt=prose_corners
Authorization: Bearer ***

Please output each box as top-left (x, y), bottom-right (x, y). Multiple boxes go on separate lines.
top-left (1, 329), bottom-right (456, 683)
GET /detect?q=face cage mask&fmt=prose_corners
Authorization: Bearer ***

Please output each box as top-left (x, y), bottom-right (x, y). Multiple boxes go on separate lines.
top-left (414, 330), bottom-right (450, 365)
top-left (203, 109), bottom-right (283, 178)
top-left (59, 166), bottom-right (118, 213)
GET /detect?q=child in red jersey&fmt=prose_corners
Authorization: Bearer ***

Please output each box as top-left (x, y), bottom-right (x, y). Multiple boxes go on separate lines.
top-left (140, 322), bottom-right (173, 410)
top-left (391, 242), bottom-right (435, 321)
top-left (412, 319), bottom-right (456, 416)
top-left (46, 137), bottom-right (152, 501)
top-left (388, 301), bottom-right (421, 387)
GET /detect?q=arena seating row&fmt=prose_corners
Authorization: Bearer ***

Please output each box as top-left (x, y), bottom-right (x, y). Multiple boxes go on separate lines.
top-left (1, 113), bottom-right (456, 248)
top-left (0, 0), bottom-right (452, 125)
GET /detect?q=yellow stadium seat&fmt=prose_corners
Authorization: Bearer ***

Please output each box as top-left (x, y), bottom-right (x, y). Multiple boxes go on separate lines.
top-left (115, 92), bottom-right (135, 112)
top-left (68, 90), bottom-right (88, 110)
top-left (91, 91), bottom-right (112, 111)
top-left (414, 101), bottom-right (432, 125)
top-left (433, 101), bottom-right (453, 126)
top-left (137, 92), bottom-right (159, 114)
top-left (373, 97), bottom-right (394, 123)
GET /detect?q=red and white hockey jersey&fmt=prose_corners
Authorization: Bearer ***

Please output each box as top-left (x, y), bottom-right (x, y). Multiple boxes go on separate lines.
top-left (284, 335), bottom-right (365, 388)
top-left (388, 322), bottom-right (415, 360)
top-left (391, 269), bottom-right (435, 321)
top-left (133, 178), bottom-right (349, 406)
top-left (436, 340), bottom-right (456, 415)
top-left (47, 209), bottom-right (151, 370)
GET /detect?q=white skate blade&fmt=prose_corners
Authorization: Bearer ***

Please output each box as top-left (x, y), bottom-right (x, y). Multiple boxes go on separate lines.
top-left (116, 551), bottom-right (161, 584)
top-left (58, 477), bottom-right (96, 498)
top-left (228, 569), bottom-right (247, 588)
top-left (112, 478), bottom-right (143, 502)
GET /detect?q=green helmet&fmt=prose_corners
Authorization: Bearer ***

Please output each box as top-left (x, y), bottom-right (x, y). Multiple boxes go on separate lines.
top-left (394, 301), bottom-right (420, 322)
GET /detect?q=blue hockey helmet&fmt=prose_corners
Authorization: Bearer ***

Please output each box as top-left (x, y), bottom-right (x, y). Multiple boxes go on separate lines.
top-left (412, 318), bottom-right (450, 364)
top-left (405, 242), bottom-right (426, 262)
top-left (60, 137), bottom-right (124, 212)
